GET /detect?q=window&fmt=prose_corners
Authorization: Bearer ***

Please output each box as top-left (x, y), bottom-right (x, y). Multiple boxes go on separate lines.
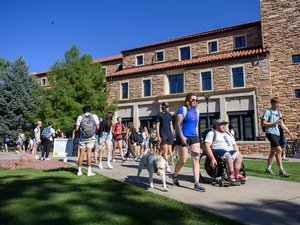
top-left (228, 112), bottom-right (254, 141)
top-left (41, 78), bottom-right (47, 86)
top-left (231, 66), bottom-right (245, 88)
top-left (292, 54), bottom-right (300, 63)
top-left (102, 67), bottom-right (107, 76)
top-left (156, 51), bottom-right (164, 62)
top-left (169, 74), bottom-right (184, 94)
top-left (136, 54), bottom-right (144, 66)
top-left (121, 82), bottom-right (129, 99)
top-left (143, 79), bottom-right (151, 97)
top-left (201, 71), bottom-right (212, 91)
top-left (295, 89), bottom-right (300, 98)
top-left (208, 40), bottom-right (218, 53)
top-left (179, 46), bottom-right (191, 60)
top-left (234, 35), bottom-right (246, 49)
top-left (199, 114), bottom-right (219, 132)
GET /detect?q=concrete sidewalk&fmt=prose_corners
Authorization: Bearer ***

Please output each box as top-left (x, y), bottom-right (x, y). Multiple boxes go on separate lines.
top-left (1, 151), bottom-right (299, 225)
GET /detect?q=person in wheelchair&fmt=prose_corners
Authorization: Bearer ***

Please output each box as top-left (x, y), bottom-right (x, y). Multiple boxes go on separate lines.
top-left (204, 119), bottom-right (246, 182)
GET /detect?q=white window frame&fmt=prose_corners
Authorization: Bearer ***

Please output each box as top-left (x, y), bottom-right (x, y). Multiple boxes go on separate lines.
top-left (230, 64), bottom-right (246, 89)
top-left (168, 72), bottom-right (185, 94)
top-left (234, 34), bottom-right (247, 49)
top-left (120, 81), bottom-right (129, 99)
top-left (142, 78), bottom-right (152, 97)
top-left (41, 77), bottom-right (47, 86)
top-left (135, 54), bottom-right (144, 66)
top-left (102, 66), bottom-right (107, 76)
top-left (200, 69), bottom-right (213, 92)
top-left (155, 50), bottom-right (165, 63)
top-left (178, 45), bottom-right (192, 61)
top-left (207, 39), bottom-right (219, 54)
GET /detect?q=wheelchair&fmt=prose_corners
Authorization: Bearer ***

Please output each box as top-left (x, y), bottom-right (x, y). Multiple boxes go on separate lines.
top-left (200, 153), bottom-right (247, 187)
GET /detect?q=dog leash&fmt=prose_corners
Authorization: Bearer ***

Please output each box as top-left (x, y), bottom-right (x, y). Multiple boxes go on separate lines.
top-left (181, 144), bottom-right (200, 159)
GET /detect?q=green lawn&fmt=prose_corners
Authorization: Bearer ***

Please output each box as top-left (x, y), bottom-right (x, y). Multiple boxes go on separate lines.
top-left (0, 167), bottom-right (242, 225)
top-left (181, 157), bottom-right (300, 182)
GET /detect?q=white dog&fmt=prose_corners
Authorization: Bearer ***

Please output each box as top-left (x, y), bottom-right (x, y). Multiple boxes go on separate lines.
top-left (137, 153), bottom-right (168, 191)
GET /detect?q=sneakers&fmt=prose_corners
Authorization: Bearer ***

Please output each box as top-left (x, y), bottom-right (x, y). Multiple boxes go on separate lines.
top-left (107, 163), bottom-right (113, 169)
top-left (34, 155), bottom-right (39, 159)
top-left (279, 170), bottom-right (290, 177)
top-left (229, 175), bottom-right (236, 182)
top-left (98, 163), bottom-right (103, 169)
top-left (87, 171), bottom-right (96, 177)
top-left (236, 175), bottom-right (247, 181)
top-left (172, 174), bottom-right (180, 187)
top-left (111, 159), bottom-right (115, 163)
top-left (194, 183), bottom-right (206, 192)
top-left (265, 168), bottom-right (275, 175)
top-left (45, 158), bottom-right (50, 161)
top-left (77, 171), bottom-right (83, 176)
top-left (39, 157), bottom-right (45, 161)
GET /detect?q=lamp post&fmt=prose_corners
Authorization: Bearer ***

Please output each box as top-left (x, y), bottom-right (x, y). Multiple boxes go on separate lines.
top-left (203, 93), bottom-right (211, 128)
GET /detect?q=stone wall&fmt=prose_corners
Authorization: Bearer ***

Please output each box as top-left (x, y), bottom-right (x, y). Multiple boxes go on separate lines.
top-left (260, 0), bottom-right (300, 136)
top-left (122, 25), bottom-right (262, 69)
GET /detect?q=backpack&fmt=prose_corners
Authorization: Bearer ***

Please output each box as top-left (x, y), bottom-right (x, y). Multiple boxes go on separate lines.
top-left (130, 130), bottom-right (140, 143)
top-left (182, 106), bottom-right (200, 120)
top-left (202, 127), bottom-right (217, 149)
top-left (30, 128), bottom-right (36, 139)
top-left (261, 109), bottom-right (280, 133)
top-left (137, 132), bottom-right (144, 144)
top-left (80, 114), bottom-right (96, 138)
top-left (42, 127), bottom-right (52, 140)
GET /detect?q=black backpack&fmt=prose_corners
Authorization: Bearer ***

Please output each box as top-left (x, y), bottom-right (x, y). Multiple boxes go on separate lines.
top-left (30, 128), bottom-right (36, 139)
top-left (80, 114), bottom-right (96, 138)
top-left (130, 130), bottom-right (140, 143)
top-left (137, 132), bottom-right (144, 144)
top-left (202, 127), bottom-right (217, 148)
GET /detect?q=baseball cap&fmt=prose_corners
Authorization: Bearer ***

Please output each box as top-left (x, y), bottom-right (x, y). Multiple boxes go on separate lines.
top-left (215, 119), bottom-right (229, 125)
top-left (162, 102), bottom-right (171, 108)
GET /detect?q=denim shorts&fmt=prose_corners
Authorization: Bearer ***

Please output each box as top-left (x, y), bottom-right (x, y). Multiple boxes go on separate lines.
top-left (212, 149), bottom-right (238, 161)
top-left (101, 132), bottom-right (112, 142)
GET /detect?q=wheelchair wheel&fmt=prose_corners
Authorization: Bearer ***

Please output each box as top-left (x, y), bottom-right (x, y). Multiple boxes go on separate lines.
top-left (218, 180), bottom-right (225, 187)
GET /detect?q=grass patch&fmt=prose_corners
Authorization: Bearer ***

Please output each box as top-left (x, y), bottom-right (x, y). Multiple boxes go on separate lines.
top-left (180, 158), bottom-right (300, 182)
top-left (0, 167), bottom-right (242, 225)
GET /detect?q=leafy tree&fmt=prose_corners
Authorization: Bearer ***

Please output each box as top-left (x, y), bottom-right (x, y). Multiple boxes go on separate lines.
top-left (0, 57), bottom-right (36, 135)
top-left (33, 45), bottom-right (115, 136)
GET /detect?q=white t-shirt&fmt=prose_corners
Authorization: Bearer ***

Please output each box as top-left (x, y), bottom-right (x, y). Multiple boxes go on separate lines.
top-left (205, 130), bottom-right (236, 151)
top-left (34, 127), bottom-right (41, 143)
top-left (76, 113), bottom-right (100, 138)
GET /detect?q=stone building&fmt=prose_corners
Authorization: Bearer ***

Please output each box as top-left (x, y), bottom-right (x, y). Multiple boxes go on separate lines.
top-left (34, 0), bottom-right (300, 155)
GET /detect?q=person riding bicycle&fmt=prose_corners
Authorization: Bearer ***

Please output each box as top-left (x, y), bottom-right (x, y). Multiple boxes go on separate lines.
top-left (204, 119), bottom-right (246, 182)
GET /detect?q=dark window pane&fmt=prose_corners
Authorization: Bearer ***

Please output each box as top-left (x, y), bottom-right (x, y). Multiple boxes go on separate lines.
top-left (235, 36), bottom-right (246, 48)
top-left (295, 89), bottom-right (300, 98)
top-left (137, 55), bottom-right (143, 65)
top-left (180, 47), bottom-right (190, 60)
top-left (292, 54), bottom-right (300, 63)
top-left (201, 71), bottom-right (212, 91)
top-left (169, 74), bottom-right (184, 94)
top-left (143, 80), bottom-right (151, 97)
top-left (232, 67), bottom-right (244, 87)
top-left (121, 83), bottom-right (128, 99)
top-left (208, 41), bottom-right (218, 53)
top-left (156, 52), bottom-right (164, 61)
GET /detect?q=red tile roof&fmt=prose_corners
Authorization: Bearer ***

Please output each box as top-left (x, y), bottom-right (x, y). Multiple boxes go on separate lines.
top-left (122, 21), bottom-right (261, 53)
top-left (109, 47), bottom-right (268, 77)
top-left (92, 54), bottom-right (123, 63)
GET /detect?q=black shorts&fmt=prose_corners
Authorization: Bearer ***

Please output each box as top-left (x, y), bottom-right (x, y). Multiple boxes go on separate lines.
top-left (177, 136), bottom-right (200, 146)
top-left (149, 138), bottom-right (158, 146)
top-left (266, 133), bottom-right (280, 148)
top-left (160, 133), bottom-right (174, 145)
top-left (113, 137), bottom-right (122, 142)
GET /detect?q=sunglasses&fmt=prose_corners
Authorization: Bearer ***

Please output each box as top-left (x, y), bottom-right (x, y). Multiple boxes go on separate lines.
top-left (189, 99), bottom-right (197, 102)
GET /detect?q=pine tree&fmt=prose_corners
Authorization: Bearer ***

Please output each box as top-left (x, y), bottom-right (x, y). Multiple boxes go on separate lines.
top-left (32, 45), bottom-right (115, 136)
top-left (0, 57), bottom-right (36, 135)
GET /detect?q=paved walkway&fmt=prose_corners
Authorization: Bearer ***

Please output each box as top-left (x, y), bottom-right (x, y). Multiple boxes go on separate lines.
top-left (1, 151), bottom-right (300, 225)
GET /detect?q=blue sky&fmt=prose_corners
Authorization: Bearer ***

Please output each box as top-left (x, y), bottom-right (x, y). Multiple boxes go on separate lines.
top-left (0, 0), bottom-right (260, 73)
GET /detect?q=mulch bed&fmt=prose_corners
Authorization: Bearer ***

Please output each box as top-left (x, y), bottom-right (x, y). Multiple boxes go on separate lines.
top-left (0, 153), bottom-right (68, 170)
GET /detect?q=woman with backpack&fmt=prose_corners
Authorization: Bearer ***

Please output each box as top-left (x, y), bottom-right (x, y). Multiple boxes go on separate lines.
top-left (98, 113), bottom-right (113, 169)
top-left (124, 122), bottom-right (138, 161)
top-left (171, 93), bottom-right (206, 192)
top-left (112, 117), bottom-right (126, 163)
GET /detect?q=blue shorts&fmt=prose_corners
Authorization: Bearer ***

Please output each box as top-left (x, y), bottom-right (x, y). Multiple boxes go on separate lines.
top-left (212, 149), bottom-right (238, 161)
top-left (101, 132), bottom-right (112, 142)
top-left (17, 141), bottom-right (25, 146)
